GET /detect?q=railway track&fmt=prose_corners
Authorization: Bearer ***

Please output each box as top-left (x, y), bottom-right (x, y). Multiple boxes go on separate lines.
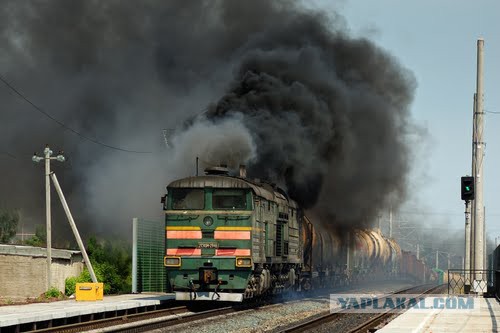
top-left (19, 283), bottom-right (435, 333)
top-left (277, 284), bottom-right (446, 333)
top-left (24, 297), bottom-right (279, 333)
top-left (24, 303), bottom-right (233, 333)
top-left (22, 290), bottom-right (330, 333)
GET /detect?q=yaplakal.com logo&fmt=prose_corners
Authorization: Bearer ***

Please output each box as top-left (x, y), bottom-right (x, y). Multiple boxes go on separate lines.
top-left (330, 294), bottom-right (479, 313)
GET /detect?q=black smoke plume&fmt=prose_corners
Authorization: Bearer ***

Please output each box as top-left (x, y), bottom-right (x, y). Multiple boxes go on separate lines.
top-left (0, 0), bottom-right (416, 240)
top-left (204, 6), bottom-right (416, 229)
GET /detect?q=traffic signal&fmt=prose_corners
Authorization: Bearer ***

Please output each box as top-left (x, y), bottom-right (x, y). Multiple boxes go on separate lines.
top-left (461, 176), bottom-right (474, 201)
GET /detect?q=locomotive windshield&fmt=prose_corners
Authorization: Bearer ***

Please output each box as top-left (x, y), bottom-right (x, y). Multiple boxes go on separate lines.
top-left (171, 188), bottom-right (205, 210)
top-left (212, 189), bottom-right (248, 210)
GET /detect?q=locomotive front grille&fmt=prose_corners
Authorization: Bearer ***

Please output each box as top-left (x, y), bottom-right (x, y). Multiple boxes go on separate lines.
top-left (202, 230), bottom-right (215, 238)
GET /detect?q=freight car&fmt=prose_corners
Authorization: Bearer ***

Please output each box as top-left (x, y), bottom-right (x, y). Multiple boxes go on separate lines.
top-left (400, 251), bottom-right (431, 283)
top-left (162, 167), bottom-right (414, 301)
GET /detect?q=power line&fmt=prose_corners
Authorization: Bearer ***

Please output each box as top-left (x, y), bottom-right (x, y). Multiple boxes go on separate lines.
top-left (398, 211), bottom-right (461, 216)
top-left (485, 109), bottom-right (500, 114)
top-left (0, 151), bottom-right (17, 160)
top-left (0, 74), bottom-right (153, 154)
top-left (398, 210), bottom-right (500, 217)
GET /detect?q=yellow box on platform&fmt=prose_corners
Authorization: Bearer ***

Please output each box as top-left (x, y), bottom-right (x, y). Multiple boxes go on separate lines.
top-left (75, 282), bottom-right (104, 301)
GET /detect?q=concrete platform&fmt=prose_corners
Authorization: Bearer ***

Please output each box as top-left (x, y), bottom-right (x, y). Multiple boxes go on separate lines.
top-left (0, 293), bottom-right (174, 329)
top-left (379, 297), bottom-right (500, 333)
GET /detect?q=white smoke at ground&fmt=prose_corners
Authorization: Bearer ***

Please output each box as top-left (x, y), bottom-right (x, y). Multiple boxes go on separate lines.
top-left (81, 116), bottom-right (256, 235)
top-left (168, 116), bottom-right (257, 175)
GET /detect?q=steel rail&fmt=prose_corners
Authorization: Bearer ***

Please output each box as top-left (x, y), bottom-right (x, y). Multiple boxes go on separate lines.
top-left (344, 284), bottom-right (445, 333)
top-left (26, 305), bottom-right (193, 333)
top-left (30, 294), bottom-right (316, 333)
top-left (19, 284), bottom-right (422, 333)
top-left (25, 299), bottom-right (275, 333)
top-left (90, 297), bottom-right (308, 333)
top-left (277, 284), bottom-right (444, 333)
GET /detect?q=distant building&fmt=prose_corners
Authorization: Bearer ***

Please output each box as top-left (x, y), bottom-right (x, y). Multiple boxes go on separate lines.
top-left (0, 244), bottom-right (84, 299)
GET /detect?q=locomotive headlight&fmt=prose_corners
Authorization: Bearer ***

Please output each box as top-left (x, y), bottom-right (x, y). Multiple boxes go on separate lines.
top-left (164, 256), bottom-right (181, 267)
top-left (203, 216), bottom-right (214, 227)
top-left (235, 257), bottom-right (252, 267)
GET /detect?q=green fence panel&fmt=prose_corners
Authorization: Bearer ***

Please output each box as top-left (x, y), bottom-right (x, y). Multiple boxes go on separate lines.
top-left (133, 218), bottom-right (165, 292)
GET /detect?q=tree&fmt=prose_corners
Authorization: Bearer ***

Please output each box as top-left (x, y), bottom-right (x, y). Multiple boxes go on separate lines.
top-left (0, 209), bottom-right (19, 243)
top-left (24, 224), bottom-right (46, 247)
top-left (65, 236), bottom-right (132, 295)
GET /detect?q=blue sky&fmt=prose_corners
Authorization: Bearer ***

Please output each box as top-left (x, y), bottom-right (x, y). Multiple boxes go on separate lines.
top-left (310, 0), bottom-right (500, 237)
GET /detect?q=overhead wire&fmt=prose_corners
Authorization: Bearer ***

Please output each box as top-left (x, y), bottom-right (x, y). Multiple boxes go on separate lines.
top-left (398, 210), bottom-right (500, 217)
top-left (0, 151), bottom-right (18, 160)
top-left (0, 74), bottom-right (153, 154)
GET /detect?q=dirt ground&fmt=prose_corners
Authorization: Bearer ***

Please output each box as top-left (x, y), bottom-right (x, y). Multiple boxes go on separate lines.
top-left (0, 295), bottom-right (68, 306)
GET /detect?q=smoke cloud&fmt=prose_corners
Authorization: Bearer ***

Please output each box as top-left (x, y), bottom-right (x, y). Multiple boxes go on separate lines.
top-left (0, 0), bottom-right (416, 240)
top-left (171, 117), bottom-right (256, 171)
top-left (204, 9), bottom-right (416, 229)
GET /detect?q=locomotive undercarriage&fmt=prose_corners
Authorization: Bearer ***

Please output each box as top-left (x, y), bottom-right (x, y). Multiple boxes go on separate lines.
top-left (242, 263), bottom-right (347, 300)
top-left (299, 267), bottom-right (345, 291)
top-left (174, 263), bottom-right (302, 302)
top-left (242, 263), bottom-right (301, 299)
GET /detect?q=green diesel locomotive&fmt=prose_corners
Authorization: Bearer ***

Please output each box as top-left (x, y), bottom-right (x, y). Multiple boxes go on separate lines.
top-left (163, 166), bottom-right (307, 301)
top-left (162, 166), bottom-right (405, 301)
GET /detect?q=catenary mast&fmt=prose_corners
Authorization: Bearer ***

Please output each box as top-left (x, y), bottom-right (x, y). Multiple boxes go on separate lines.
top-left (472, 38), bottom-right (485, 280)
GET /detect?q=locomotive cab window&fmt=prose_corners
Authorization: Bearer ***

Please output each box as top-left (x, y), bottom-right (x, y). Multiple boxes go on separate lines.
top-left (212, 189), bottom-right (249, 210)
top-left (171, 189), bottom-right (205, 210)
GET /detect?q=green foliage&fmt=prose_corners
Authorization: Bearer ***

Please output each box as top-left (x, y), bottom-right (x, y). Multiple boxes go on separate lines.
top-left (65, 276), bottom-right (80, 296)
top-left (24, 224), bottom-right (46, 247)
top-left (65, 237), bottom-right (132, 295)
top-left (0, 209), bottom-right (19, 243)
top-left (44, 287), bottom-right (63, 299)
top-left (24, 235), bottom-right (44, 247)
top-left (94, 262), bottom-right (123, 294)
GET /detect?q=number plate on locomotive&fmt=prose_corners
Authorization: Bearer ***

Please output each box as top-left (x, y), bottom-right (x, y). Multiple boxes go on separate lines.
top-left (198, 242), bottom-right (219, 249)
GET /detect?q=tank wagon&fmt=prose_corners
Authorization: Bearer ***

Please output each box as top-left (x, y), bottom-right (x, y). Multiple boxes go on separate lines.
top-left (162, 167), bottom-right (415, 301)
top-left (352, 229), bottom-right (402, 281)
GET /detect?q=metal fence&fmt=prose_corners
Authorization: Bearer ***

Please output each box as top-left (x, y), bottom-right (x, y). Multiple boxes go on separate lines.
top-left (447, 269), bottom-right (494, 295)
top-left (132, 218), bottom-right (166, 293)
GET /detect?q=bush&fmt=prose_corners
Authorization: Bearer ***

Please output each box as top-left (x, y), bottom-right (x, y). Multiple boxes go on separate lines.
top-left (65, 262), bottom-right (128, 295)
top-left (44, 287), bottom-right (63, 299)
top-left (64, 269), bottom-right (99, 295)
top-left (24, 225), bottom-right (46, 247)
top-left (88, 237), bottom-right (132, 294)
top-left (0, 209), bottom-right (19, 244)
top-left (64, 237), bottom-right (132, 295)
top-left (65, 276), bottom-right (81, 296)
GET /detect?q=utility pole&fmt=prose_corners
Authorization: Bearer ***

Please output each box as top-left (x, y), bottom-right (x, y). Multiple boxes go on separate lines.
top-left (416, 243), bottom-right (420, 260)
top-left (436, 250), bottom-right (439, 270)
top-left (470, 94), bottom-right (476, 272)
top-left (473, 38), bottom-right (485, 280)
top-left (483, 206), bottom-right (486, 271)
top-left (32, 145), bottom-right (65, 290)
